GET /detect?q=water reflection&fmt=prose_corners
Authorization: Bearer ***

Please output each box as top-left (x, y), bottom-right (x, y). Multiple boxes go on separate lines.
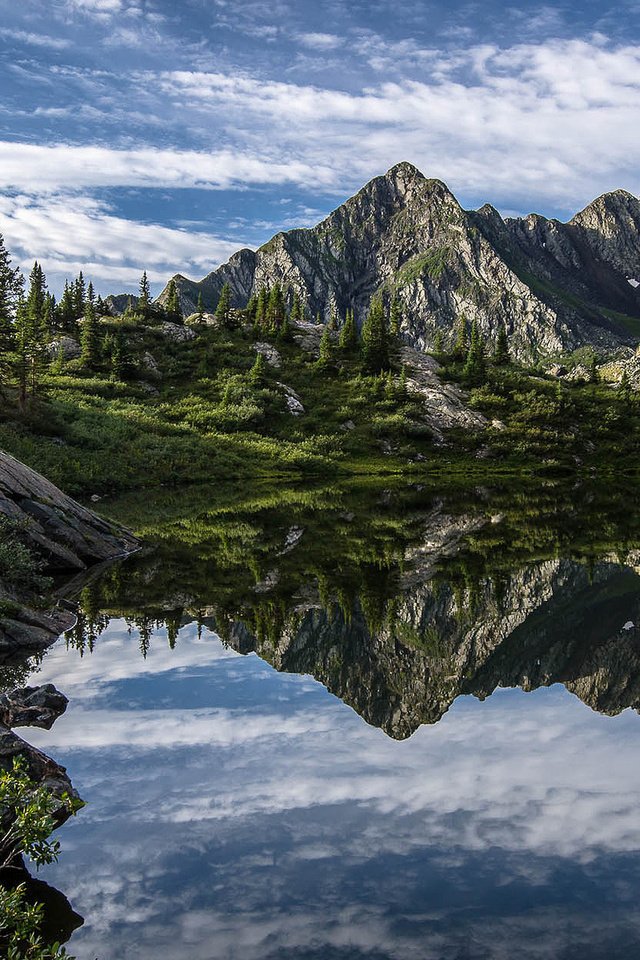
top-left (19, 479), bottom-right (640, 957)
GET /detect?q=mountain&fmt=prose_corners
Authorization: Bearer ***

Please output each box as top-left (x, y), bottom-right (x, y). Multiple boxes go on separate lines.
top-left (158, 162), bottom-right (640, 360)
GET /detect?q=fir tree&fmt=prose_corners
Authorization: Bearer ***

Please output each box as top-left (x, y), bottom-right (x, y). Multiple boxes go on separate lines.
top-left (620, 369), bottom-right (632, 402)
top-left (317, 325), bottom-right (335, 367)
top-left (215, 282), bottom-right (234, 329)
top-left (327, 307), bottom-right (339, 332)
top-left (453, 314), bottom-right (469, 361)
top-left (0, 234), bottom-right (22, 387)
top-left (494, 325), bottom-right (509, 365)
top-left (197, 291), bottom-right (205, 321)
top-left (13, 297), bottom-right (30, 410)
top-left (165, 279), bottom-right (182, 322)
top-left (432, 330), bottom-right (444, 355)
top-left (245, 293), bottom-right (257, 323)
top-left (463, 319), bottom-right (486, 384)
top-left (139, 270), bottom-right (151, 317)
top-left (110, 330), bottom-right (133, 380)
top-left (589, 353), bottom-right (599, 384)
top-left (81, 299), bottom-right (100, 369)
top-left (339, 309), bottom-right (358, 351)
top-left (289, 291), bottom-right (302, 324)
top-left (361, 295), bottom-right (390, 373)
top-left (73, 271), bottom-right (86, 318)
top-left (266, 283), bottom-right (286, 333)
top-left (389, 295), bottom-right (401, 337)
top-left (255, 287), bottom-right (268, 327)
top-left (57, 281), bottom-right (76, 331)
top-left (249, 351), bottom-right (267, 383)
top-left (25, 262), bottom-right (49, 396)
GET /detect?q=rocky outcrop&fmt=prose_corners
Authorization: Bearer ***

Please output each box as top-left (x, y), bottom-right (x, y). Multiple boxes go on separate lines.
top-left (0, 685), bottom-right (68, 730)
top-left (159, 163), bottom-right (640, 361)
top-left (0, 451), bottom-right (138, 571)
top-left (0, 451), bottom-right (139, 657)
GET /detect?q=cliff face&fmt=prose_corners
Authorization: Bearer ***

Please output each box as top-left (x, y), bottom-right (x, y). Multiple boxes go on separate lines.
top-left (0, 451), bottom-right (139, 658)
top-left (158, 163), bottom-right (640, 360)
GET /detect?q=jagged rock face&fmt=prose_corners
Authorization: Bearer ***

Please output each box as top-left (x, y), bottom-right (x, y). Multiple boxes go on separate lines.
top-left (158, 162), bottom-right (640, 361)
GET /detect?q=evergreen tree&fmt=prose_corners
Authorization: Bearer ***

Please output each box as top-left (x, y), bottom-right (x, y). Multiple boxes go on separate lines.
top-left (317, 325), bottom-right (335, 366)
top-left (57, 281), bottom-right (76, 331)
top-left (25, 261), bottom-right (49, 396)
top-left (87, 281), bottom-right (95, 306)
top-left (13, 297), bottom-right (29, 410)
top-left (361, 295), bottom-right (390, 373)
top-left (139, 270), bottom-right (151, 317)
top-left (81, 299), bottom-right (100, 368)
top-left (432, 330), bottom-right (444, 355)
top-left (165, 279), bottom-right (182, 322)
top-left (327, 307), bottom-right (339, 332)
top-left (389, 295), bottom-right (401, 337)
top-left (215, 282), bottom-right (234, 329)
top-left (255, 287), bottom-right (268, 327)
top-left (397, 365), bottom-right (408, 399)
top-left (619, 369), bottom-right (632, 402)
top-left (289, 291), bottom-right (302, 324)
top-left (245, 293), bottom-right (257, 323)
top-left (197, 291), bottom-right (205, 321)
top-left (266, 283), bottom-right (286, 333)
top-left (589, 353), bottom-right (599, 384)
top-left (494, 325), bottom-right (509, 365)
top-left (463, 319), bottom-right (486, 384)
top-left (453, 314), bottom-right (469, 361)
top-left (73, 271), bottom-right (86, 318)
top-left (339, 309), bottom-right (358, 351)
top-left (110, 330), bottom-right (133, 380)
top-left (249, 351), bottom-right (267, 383)
top-left (0, 234), bottom-right (22, 387)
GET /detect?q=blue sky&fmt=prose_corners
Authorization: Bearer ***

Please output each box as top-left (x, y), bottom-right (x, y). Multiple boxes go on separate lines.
top-left (0, 0), bottom-right (639, 295)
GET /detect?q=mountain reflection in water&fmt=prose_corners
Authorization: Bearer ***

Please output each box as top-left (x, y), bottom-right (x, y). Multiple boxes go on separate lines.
top-left (21, 480), bottom-right (640, 958)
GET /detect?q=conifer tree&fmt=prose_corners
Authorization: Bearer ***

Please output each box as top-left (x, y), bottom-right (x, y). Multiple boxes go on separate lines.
top-left (197, 291), bottom-right (205, 321)
top-left (339, 309), bottom-right (358, 351)
top-left (73, 271), bottom-right (86, 318)
top-left (165, 279), bottom-right (182, 322)
top-left (25, 262), bottom-right (49, 396)
top-left (289, 292), bottom-right (302, 324)
top-left (110, 330), bottom-right (132, 380)
top-left (433, 330), bottom-right (444, 355)
top-left (245, 293), bottom-right (257, 323)
top-left (58, 281), bottom-right (76, 331)
top-left (589, 353), bottom-right (599, 384)
top-left (620, 370), bottom-right (632, 402)
top-left (494, 325), bottom-right (509, 365)
top-left (249, 351), bottom-right (267, 383)
top-left (215, 282), bottom-right (234, 329)
top-left (13, 297), bottom-right (30, 410)
top-left (139, 270), bottom-right (151, 317)
top-left (317, 325), bottom-right (335, 367)
top-left (0, 234), bottom-right (22, 388)
top-left (463, 319), bottom-right (486, 384)
top-left (453, 314), bottom-right (469, 361)
top-left (81, 299), bottom-right (100, 369)
top-left (266, 283), bottom-right (286, 333)
top-left (389, 295), bottom-right (401, 337)
top-left (327, 307), bottom-right (338, 332)
top-left (361, 295), bottom-right (390, 373)
top-left (255, 287), bottom-right (268, 327)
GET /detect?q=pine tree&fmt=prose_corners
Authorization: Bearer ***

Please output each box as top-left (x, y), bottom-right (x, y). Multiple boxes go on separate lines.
top-left (249, 351), bottom-right (267, 383)
top-left (0, 234), bottom-right (22, 388)
top-left (453, 314), bottom-right (469, 361)
top-left (57, 281), bottom-right (76, 331)
top-left (266, 283), bottom-right (286, 333)
top-left (139, 270), bottom-right (151, 317)
top-left (433, 330), bottom-right (444, 355)
top-left (197, 291), bottom-right (204, 321)
top-left (389, 295), bottom-right (401, 337)
top-left (81, 299), bottom-right (100, 369)
top-left (289, 292), bottom-right (302, 324)
top-left (317, 325), bottom-right (335, 366)
top-left (361, 295), bottom-right (390, 373)
top-left (13, 297), bottom-right (30, 410)
top-left (589, 353), bottom-right (599, 384)
top-left (255, 287), bottom-right (268, 327)
top-left (494, 325), bottom-right (509, 365)
top-left (25, 262), bottom-right (49, 396)
top-left (245, 293), bottom-right (257, 323)
top-left (73, 271), bottom-right (86, 318)
top-left (463, 319), bottom-right (486, 384)
top-left (620, 370), bottom-right (632, 402)
top-left (215, 282), bottom-right (233, 329)
top-left (339, 309), bottom-right (358, 351)
top-left (87, 281), bottom-right (95, 306)
top-left (165, 279), bottom-right (182, 322)
top-left (327, 307), bottom-right (338, 332)
top-left (110, 330), bottom-right (132, 380)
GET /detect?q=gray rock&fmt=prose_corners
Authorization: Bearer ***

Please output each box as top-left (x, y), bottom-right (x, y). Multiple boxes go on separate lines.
top-left (47, 336), bottom-right (80, 361)
top-left (254, 342), bottom-right (282, 368)
top-left (160, 322), bottom-right (196, 342)
top-left (0, 685), bottom-right (68, 730)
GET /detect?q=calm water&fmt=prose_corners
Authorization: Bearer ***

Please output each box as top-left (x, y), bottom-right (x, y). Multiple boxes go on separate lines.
top-left (15, 482), bottom-right (640, 958)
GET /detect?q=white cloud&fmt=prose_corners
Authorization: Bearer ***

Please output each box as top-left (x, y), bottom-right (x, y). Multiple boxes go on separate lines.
top-left (298, 32), bottom-right (344, 50)
top-left (0, 193), bottom-right (245, 288)
top-left (0, 28), bottom-right (71, 49)
top-left (0, 142), bottom-right (336, 193)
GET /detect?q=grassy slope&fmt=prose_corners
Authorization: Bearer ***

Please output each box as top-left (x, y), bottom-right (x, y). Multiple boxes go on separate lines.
top-left (0, 316), bottom-right (639, 499)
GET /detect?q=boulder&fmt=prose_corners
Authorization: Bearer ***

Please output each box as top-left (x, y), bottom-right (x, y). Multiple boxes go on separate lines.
top-left (47, 336), bottom-right (81, 361)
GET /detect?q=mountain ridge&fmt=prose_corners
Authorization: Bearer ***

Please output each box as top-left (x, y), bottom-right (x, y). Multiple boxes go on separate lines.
top-left (154, 162), bottom-right (640, 360)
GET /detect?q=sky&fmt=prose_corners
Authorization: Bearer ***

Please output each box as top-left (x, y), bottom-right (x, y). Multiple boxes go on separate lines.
top-left (0, 0), bottom-right (639, 296)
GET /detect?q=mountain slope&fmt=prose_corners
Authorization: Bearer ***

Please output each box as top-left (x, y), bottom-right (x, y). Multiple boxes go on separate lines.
top-left (158, 163), bottom-right (640, 360)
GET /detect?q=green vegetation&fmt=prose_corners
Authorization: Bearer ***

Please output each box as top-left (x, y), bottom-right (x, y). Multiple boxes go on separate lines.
top-left (0, 758), bottom-right (82, 959)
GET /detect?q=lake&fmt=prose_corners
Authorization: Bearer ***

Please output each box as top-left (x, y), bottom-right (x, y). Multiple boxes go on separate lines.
top-left (18, 479), bottom-right (640, 959)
